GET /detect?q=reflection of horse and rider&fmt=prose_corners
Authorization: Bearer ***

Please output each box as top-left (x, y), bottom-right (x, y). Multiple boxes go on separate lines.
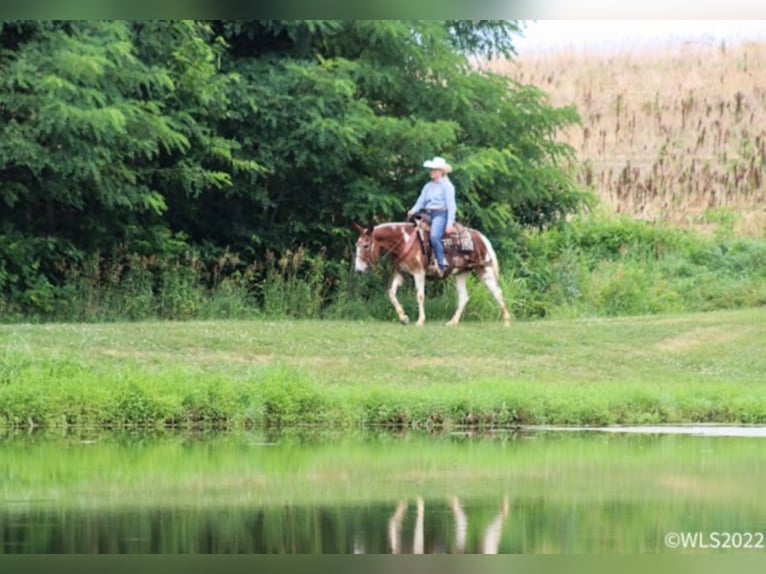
top-left (384, 496), bottom-right (510, 554)
top-left (353, 155), bottom-right (511, 326)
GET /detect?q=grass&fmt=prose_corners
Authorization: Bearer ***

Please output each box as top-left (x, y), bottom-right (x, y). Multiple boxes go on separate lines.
top-left (514, 214), bottom-right (766, 319)
top-left (500, 41), bottom-right (766, 235)
top-left (1, 308), bottom-right (765, 429)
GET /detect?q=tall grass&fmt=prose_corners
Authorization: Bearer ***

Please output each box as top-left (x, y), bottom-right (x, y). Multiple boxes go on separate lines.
top-left (42, 251), bottom-right (260, 322)
top-left (500, 41), bottom-right (766, 234)
top-left (0, 247), bottom-right (331, 323)
top-left (259, 248), bottom-right (328, 319)
top-left (514, 213), bottom-right (766, 318)
top-left (1, 214), bottom-right (764, 323)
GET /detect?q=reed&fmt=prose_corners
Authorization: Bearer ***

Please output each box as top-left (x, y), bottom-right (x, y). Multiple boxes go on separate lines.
top-left (497, 41), bottom-right (766, 235)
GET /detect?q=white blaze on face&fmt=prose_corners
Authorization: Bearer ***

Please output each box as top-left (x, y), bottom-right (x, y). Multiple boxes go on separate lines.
top-left (355, 244), bottom-right (368, 272)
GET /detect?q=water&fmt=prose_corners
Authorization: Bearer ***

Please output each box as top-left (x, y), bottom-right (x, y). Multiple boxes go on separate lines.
top-left (2, 428), bottom-right (765, 553)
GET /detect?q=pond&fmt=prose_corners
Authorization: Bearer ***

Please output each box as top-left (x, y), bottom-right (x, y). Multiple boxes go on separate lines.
top-left (1, 427), bottom-right (765, 553)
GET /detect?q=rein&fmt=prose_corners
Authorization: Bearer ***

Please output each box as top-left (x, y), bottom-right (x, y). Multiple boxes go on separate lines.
top-left (393, 230), bottom-right (421, 263)
top-left (369, 224), bottom-right (419, 266)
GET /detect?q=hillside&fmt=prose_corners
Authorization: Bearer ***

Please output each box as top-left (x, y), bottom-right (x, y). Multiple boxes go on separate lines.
top-left (497, 41), bottom-right (766, 234)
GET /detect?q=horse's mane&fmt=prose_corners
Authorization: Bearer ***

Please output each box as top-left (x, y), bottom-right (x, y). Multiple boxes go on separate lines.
top-left (373, 221), bottom-right (414, 230)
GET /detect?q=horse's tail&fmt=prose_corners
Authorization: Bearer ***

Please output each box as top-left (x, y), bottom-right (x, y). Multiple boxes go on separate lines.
top-left (477, 231), bottom-right (501, 278)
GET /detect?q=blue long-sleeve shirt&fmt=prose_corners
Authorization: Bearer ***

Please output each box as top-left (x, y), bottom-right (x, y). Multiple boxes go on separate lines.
top-left (411, 177), bottom-right (456, 226)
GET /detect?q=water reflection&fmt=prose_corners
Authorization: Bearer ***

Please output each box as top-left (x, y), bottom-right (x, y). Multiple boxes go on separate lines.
top-left (1, 428), bottom-right (765, 553)
top-left (386, 496), bottom-right (509, 554)
top-left (2, 500), bottom-right (512, 554)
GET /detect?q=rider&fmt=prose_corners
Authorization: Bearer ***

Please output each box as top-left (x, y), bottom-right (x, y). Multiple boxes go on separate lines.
top-left (407, 156), bottom-right (456, 276)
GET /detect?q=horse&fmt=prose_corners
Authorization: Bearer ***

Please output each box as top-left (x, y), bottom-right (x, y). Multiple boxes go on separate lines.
top-left (353, 221), bottom-right (511, 327)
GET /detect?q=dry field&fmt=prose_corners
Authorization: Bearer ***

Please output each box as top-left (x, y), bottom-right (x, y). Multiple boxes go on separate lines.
top-left (498, 41), bottom-right (766, 234)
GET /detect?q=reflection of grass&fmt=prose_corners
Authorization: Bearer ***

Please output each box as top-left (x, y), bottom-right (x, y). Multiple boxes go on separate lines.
top-left (1, 308), bottom-right (765, 428)
top-left (1, 430), bottom-right (765, 510)
top-left (2, 431), bottom-right (765, 553)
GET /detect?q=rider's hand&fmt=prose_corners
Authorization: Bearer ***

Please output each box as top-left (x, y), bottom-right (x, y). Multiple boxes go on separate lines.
top-left (446, 224), bottom-right (456, 234)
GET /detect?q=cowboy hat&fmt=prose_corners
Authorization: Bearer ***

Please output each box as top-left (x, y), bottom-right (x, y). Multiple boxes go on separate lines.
top-left (423, 156), bottom-right (452, 174)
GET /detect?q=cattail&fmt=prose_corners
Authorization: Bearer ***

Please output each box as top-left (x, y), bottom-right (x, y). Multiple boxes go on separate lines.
top-left (503, 41), bottom-right (766, 229)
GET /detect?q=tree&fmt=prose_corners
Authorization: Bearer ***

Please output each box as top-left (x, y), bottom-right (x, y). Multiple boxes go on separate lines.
top-left (0, 20), bottom-right (251, 308)
top-left (207, 20), bottom-right (585, 259)
top-left (0, 19), bottom-right (586, 315)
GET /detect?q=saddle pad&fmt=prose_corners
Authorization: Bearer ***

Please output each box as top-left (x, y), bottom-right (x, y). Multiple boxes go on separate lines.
top-left (442, 229), bottom-right (475, 252)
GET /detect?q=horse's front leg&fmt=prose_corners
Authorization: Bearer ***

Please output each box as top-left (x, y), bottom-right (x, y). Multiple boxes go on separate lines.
top-left (388, 271), bottom-right (410, 325)
top-left (413, 271), bottom-right (427, 326)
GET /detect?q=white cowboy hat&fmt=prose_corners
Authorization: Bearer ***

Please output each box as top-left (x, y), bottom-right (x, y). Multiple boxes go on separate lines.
top-left (423, 156), bottom-right (452, 174)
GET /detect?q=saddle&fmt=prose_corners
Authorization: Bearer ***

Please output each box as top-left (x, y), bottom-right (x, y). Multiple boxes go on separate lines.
top-left (410, 212), bottom-right (479, 273)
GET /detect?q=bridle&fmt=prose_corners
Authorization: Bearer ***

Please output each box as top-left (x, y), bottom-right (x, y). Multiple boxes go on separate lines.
top-left (358, 224), bottom-right (416, 267)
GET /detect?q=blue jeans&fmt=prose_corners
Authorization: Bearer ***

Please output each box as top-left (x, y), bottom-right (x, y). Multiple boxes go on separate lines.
top-left (429, 211), bottom-right (447, 270)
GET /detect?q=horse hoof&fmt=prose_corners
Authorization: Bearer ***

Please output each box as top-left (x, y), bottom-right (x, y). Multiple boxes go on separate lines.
top-left (400, 316), bottom-right (410, 325)
top-left (445, 320), bottom-right (458, 327)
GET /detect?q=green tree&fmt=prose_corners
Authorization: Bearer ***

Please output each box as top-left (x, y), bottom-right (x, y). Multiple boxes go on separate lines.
top-left (0, 19), bottom-right (586, 317)
top-left (0, 21), bottom-right (251, 309)
top-left (210, 20), bottom-right (585, 260)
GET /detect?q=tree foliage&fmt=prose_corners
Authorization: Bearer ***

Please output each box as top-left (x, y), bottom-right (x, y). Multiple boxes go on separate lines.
top-left (0, 19), bottom-right (586, 315)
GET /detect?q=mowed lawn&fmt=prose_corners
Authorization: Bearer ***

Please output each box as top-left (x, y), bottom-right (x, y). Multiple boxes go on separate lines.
top-left (1, 308), bottom-right (765, 428)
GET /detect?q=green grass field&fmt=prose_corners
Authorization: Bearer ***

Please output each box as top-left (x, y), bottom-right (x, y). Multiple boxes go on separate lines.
top-left (1, 308), bottom-right (765, 429)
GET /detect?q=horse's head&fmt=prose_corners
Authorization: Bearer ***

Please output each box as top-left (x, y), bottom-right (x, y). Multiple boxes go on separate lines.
top-left (353, 223), bottom-right (377, 273)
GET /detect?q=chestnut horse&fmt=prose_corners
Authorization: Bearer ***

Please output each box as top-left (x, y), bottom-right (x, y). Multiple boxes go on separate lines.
top-left (353, 222), bottom-right (511, 327)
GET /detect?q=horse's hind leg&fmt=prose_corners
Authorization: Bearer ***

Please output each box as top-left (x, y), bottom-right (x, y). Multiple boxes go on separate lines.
top-left (446, 272), bottom-right (470, 326)
top-left (478, 267), bottom-right (511, 327)
top-left (480, 495), bottom-right (510, 554)
top-left (388, 271), bottom-right (410, 325)
top-left (449, 496), bottom-right (468, 553)
top-left (388, 500), bottom-right (407, 554)
top-left (413, 271), bottom-right (427, 327)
